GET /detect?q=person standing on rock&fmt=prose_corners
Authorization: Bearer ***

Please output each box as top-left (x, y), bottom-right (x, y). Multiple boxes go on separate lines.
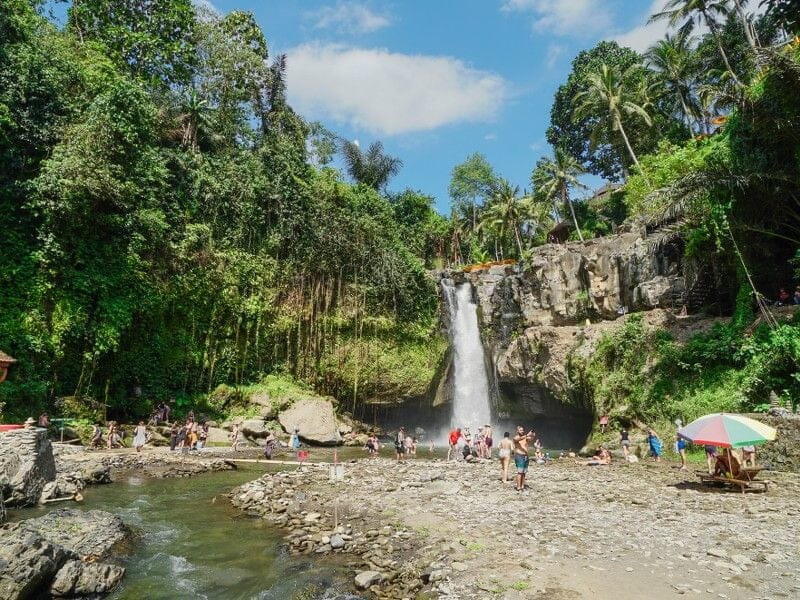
top-left (620, 427), bottom-right (631, 460)
top-left (231, 422), bottom-right (241, 452)
top-left (513, 426), bottom-right (535, 491)
top-left (133, 421), bottom-right (147, 453)
top-left (395, 427), bottom-right (406, 463)
top-left (498, 432), bottom-right (513, 483)
top-left (447, 428), bottom-right (462, 461)
top-left (484, 424), bottom-right (493, 459)
top-left (169, 421), bottom-right (179, 451)
top-left (675, 434), bottom-right (687, 470)
top-left (647, 429), bottom-right (662, 462)
top-left (264, 430), bottom-right (276, 460)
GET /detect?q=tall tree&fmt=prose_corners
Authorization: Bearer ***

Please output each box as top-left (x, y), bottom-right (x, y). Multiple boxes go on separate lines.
top-left (760, 0), bottom-right (800, 35)
top-left (68, 0), bottom-right (196, 86)
top-left (649, 0), bottom-right (742, 86)
top-left (532, 147), bottom-right (588, 241)
top-left (340, 140), bottom-right (402, 192)
top-left (548, 42), bottom-right (654, 181)
top-left (572, 63), bottom-right (654, 180)
top-left (646, 33), bottom-right (700, 132)
top-left (448, 153), bottom-right (498, 233)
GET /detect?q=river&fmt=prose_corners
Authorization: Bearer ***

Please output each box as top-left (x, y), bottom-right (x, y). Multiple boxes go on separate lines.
top-left (13, 463), bottom-right (360, 599)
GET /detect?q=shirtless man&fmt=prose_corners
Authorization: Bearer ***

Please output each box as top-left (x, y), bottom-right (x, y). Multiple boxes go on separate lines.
top-left (513, 425), bottom-right (535, 491)
top-left (497, 432), bottom-right (514, 483)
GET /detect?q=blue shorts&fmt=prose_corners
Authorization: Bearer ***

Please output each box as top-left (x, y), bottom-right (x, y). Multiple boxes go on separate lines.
top-left (514, 454), bottom-right (529, 473)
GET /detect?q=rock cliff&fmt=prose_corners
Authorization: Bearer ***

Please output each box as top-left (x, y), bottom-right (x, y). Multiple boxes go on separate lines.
top-left (439, 233), bottom-right (687, 446)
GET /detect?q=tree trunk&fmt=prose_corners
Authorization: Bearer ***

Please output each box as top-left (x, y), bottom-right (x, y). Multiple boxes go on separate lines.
top-left (616, 116), bottom-right (651, 188)
top-left (707, 17), bottom-right (743, 86)
top-left (563, 184), bottom-right (584, 241)
top-left (731, 0), bottom-right (758, 49)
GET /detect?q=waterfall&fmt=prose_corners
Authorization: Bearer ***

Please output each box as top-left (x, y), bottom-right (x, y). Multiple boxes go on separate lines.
top-left (441, 279), bottom-right (492, 431)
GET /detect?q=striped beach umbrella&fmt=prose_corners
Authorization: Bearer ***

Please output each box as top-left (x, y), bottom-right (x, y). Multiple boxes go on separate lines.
top-left (677, 413), bottom-right (776, 448)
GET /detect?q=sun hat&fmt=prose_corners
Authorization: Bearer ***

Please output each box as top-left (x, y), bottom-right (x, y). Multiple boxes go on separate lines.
top-left (23, 417), bottom-right (35, 425)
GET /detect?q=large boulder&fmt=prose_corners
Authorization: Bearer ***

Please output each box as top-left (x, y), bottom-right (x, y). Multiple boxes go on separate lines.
top-left (0, 527), bottom-right (72, 600)
top-left (22, 509), bottom-right (128, 557)
top-left (0, 509), bottom-right (128, 599)
top-left (240, 419), bottom-right (268, 440)
top-left (278, 398), bottom-right (342, 446)
top-left (0, 428), bottom-right (56, 508)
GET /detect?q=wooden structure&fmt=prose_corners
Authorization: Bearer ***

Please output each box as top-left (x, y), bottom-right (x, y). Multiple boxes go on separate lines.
top-left (696, 468), bottom-right (770, 494)
top-left (0, 350), bottom-right (15, 384)
top-left (547, 221), bottom-right (571, 244)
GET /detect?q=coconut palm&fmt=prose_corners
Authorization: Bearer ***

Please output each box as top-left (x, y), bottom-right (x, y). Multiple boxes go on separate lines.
top-left (646, 33), bottom-right (701, 132)
top-left (532, 147), bottom-right (587, 241)
top-left (340, 140), bottom-right (403, 192)
top-left (649, 0), bottom-right (743, 86)
top-left (572, 63), bottom-right (653, 181)
top-left (477, 180), bottom-right (526, 259)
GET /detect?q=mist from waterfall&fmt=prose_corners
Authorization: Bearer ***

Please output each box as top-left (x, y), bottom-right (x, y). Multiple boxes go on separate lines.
top-left (441, 279), bottom-right (492, 432)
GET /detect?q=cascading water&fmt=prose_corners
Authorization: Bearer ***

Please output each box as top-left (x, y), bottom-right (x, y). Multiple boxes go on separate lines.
top-left (441, 279), bottom-right (492, 430)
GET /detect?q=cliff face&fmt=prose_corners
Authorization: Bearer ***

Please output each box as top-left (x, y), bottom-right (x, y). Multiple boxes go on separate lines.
top-left (443, 233), bottom-right (686, 445)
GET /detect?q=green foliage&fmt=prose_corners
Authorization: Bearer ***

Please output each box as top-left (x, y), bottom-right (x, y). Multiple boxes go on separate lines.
top-left (68, 0), bottom-right (196, 86)
top-left (0, 5), bottom-right (445, 423)
top-left (575, 308), bottom-right (800, 424)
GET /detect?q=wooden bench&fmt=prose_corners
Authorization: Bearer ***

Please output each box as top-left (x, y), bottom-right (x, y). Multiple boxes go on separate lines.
top-left (696, 469), bottom-right (770, 494)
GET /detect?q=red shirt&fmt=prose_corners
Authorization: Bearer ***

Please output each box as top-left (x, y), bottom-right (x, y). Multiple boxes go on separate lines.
top-left (449, 430), bottom-right (460, 445)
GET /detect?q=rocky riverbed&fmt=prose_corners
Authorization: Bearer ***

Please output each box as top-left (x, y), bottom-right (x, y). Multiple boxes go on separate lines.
top-left (230, 457), bottom-right (800, 599)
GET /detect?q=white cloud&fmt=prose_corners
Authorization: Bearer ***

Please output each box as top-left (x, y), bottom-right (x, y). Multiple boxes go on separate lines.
top-left (501, 0), bottom-right (612, 37)
top-left (613, 1), bottom-right (675, 52)
top-left (614, 0), bottom-right (765, 52)
top-left (484, 133), bottom-right (498, 141)
top-left (545, 44), bottom-right (564, 69)
top-left (285, 43), bottom-right (508, 136)
top-left (308, 2), bottom-right (391, 34)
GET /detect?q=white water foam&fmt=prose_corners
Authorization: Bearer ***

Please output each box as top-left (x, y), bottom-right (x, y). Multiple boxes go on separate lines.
top-left (441, 279), bottom-right (492, 434)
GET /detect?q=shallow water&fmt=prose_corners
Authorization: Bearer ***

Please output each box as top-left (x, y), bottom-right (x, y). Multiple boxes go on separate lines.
top-left (13, 465), bottom-right (360, 599)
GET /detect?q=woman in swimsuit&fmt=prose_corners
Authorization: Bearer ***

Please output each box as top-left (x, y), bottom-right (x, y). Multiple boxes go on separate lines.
top-left (484, 425), bottom-right (493, 459)
top-left (498, 432), bottom-right (514, 483)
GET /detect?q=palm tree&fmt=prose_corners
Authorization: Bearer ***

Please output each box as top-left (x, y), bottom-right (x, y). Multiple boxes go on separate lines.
top-left (341, 140), bottom-right (403, 192)
top-left (572, 63), bottom-right (653, 181)
top-left (532, 147), bottom-right (587, 241)
top-left (649, 0), bottom-right (742, 86)
top-left (646, 33), bottom-right (701, 132)
top-left (477, 180), bottom-right (526, 259)
top-left (730, 0), bottom-right (759, 49)
top-left (179, 88), bottom-right (213, 153)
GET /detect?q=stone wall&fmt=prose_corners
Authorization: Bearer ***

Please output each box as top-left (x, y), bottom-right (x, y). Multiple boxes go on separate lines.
top-left (755, 415), bottom-right (800, 472)
top-left (0, 428), bottom-right (56, 508)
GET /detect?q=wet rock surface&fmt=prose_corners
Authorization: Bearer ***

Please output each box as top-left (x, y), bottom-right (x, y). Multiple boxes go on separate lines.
top-left (230, 457), bottom-right (800, 599)
top-left (0, 509), bottom-right (128, 599)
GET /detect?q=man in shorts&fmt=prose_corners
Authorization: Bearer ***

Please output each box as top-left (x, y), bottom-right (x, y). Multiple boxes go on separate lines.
top-left (447, 427), bottom-right (462, 461)
top-left (513, 425), bottom-right (535, 491)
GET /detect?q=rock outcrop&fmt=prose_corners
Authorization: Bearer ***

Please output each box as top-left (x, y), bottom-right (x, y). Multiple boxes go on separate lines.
top-left (0, 508), bottom-right (128, 599)
top-left (456, 232), bottom-right (683, 333)
top-left (0, 428), bottom-right (56, 508)
top-left (278, 397), bottom-right (341, 446)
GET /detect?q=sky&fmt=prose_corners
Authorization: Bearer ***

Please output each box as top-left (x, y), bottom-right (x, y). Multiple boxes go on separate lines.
top-left (202, 1), bottom-right (687, 213)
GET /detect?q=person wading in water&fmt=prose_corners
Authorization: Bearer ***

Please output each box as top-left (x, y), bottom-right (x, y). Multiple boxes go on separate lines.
top-left (513, 426), bottom-right (535, 491)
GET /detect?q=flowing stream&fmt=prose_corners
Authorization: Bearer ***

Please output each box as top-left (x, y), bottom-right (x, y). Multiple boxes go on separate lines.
top-left (13, 465), bottom-right (358, 600)
top-left (441, 279), bottom-right (492, 431)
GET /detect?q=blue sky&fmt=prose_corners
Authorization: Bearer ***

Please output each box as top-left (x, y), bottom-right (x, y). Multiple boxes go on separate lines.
top-left (208, 1), bottom-right (683, 213)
